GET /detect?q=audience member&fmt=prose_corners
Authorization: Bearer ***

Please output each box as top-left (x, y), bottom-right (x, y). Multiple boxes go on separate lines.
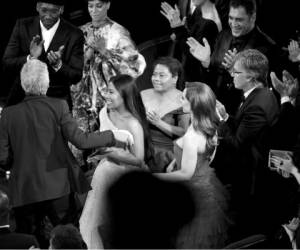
top-left (105, 170), bottom-right (195, 249)
top-left (0, 189), bottom-right (39, 249)
top-left (70, 0), bottom-right (146, 167)
top-left (215, 49), bottom-right (279, 237)
top-left (0, 59), bottom-right (126, 247)
top-left (187, 0), bottom-right (282, 114)
top-left (154, 82), bottom-right (232, 248)
top-left (2, 0), bottom-right (84, 109)
top-left (49, 224), bottom-right (86, 249)
top-left (160, 1), bottom-right (219, 82)
top-left (79, 75), bottom-right (153, 249)
top-left (141, 57), bottom-right (190, 172)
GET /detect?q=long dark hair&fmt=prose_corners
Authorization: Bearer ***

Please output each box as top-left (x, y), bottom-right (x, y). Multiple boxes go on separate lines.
top-left (185, 82), bottom-right (219, 157)
top-left (110, 74), bottom-right (153, 162)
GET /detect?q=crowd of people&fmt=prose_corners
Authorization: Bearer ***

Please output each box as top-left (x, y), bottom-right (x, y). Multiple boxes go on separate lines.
top-left (1, 0), bottom-right (300, 249)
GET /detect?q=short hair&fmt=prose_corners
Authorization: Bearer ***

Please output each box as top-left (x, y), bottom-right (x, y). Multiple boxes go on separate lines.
top-left (50, 224), bottom-right (86, 249)
top-left (234, 49), bottom-right (269, 86)
top-left (152, 56), bottom-right (184, 89)
top-left (86, 0), bottom-right (110, 3)
top-left (0, 190), bottom-right (9, 221)
top-left (229, 0), bottom-right (256, 16)
top-left (20, 59), bottom-right (49, 95)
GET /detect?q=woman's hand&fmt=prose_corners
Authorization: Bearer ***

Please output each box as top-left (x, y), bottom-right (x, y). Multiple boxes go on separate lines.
top-left (285, 217), bottom-right (300, 232)
top-left (146, 110), bottom-right (162, 126)
top-left (166, 159), bottom-right (176, 173)
top-left (186, 37), bottom-right (211, 67)
top-left (160, 2), bottom-right (185, 28)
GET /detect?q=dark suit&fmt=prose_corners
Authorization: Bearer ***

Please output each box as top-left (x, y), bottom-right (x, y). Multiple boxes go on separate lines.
top-left (2, 16), bottom-right (84, 109)
top-left (215, 87), bottom-right (279, 236)
top-left (0, 96), bottom-right (117, 238)
top-left (0, 227), bottom-right (39, 249)
top-left (209, 26), bottom-right (282, 115)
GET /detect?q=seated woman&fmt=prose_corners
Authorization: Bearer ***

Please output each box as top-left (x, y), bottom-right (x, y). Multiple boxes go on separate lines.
top-left (79, 75), bottom-right (152, 249)
top-left (70, 0), bottom-right (146, 166)
top-left (154, 82), bottom-right (232, 249)
top-left (141, 57), bottom-right (190, 172)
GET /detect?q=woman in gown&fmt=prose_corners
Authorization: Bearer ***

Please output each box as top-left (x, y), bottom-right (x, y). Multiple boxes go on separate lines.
top-left (141, 57), bottom-right (190, 172)
top-left (70, 0), bottom-right (146, 166)
top-left (154, 82), bottom-right (232, 249)
top-left (79, 75), bottom-right (152, 249)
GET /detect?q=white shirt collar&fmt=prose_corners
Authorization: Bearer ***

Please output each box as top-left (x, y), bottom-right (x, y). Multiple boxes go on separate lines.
top-left (244, 86), bottom-right (257, 99)
top-left (40, 19), bottom-right (60, 52)
top-left (0, 225), bottom-right (10, 229)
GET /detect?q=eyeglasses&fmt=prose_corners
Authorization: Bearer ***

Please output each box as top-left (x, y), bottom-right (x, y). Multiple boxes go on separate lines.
top-left (230, 69), bottom-right (246, 77)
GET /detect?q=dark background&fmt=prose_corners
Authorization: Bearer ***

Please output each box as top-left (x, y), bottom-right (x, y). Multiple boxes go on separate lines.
top-left (1, 0), bottom-right (300, 100)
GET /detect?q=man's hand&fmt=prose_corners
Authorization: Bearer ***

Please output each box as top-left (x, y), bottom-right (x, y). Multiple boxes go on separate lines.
top-left (47, 45), bottom-right (64, 68)
top-left (222, 48), bottom-right (237, 70)
top-left (270, 70), bottom-right (299, 99)
top-left (186, 37), bottom-right (211, 67)
top-left (160, 2), bottom-right (185, 28)
top-left (288, 40), bottom-right (300, 62)
top-left (30, 35), bottom-right (44, 58)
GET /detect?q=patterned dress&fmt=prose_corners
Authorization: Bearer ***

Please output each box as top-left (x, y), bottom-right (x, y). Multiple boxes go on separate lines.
top-left (70, 18), bottom-right (146, 165)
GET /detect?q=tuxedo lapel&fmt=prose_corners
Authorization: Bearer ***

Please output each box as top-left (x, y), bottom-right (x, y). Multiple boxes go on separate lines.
top-left (47, 19), bottom-right (68, 53)
top-left (28, 17), bottom-right (42, 43)
top-left (236, 87), bottom-right (261, 120)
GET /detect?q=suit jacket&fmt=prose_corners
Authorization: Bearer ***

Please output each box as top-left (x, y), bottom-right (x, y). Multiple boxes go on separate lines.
top-left (209, 26), bottom-right (281, 114)
top-left (217, 87), bottom-right (279, 196)
top-left (0, 227), bottom-right (39, 249)
top-left (0, 96), bottom-right (117, 207)
top-left (2, 16), bottom-right (84, 108)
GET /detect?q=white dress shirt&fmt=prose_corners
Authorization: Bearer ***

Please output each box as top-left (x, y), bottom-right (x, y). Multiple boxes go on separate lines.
top-left (40, 19), bottom-right (60, 52)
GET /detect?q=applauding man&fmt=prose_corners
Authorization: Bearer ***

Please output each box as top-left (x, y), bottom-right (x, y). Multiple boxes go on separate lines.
top-left (3, 0), bottom-right (84, 109)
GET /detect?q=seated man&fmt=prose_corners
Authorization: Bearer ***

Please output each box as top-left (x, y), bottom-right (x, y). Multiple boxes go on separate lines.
top-left (0, 189), bottom-right (39, 249)
top-left (0, 59), bottom-right (125, 246)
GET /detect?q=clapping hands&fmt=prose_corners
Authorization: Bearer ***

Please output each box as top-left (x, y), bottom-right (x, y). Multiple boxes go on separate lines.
top-left (160, 2), bottom-right (186, 28)
top-left (47, 45), bottom-right (64, 68)
top-left (222, 48), bottom-right (237, 70)
top-left (270, 70), bottom-right (299, 100)
top-left (288, 39), bottom-right (300, 62)
top-left (186, 37), bottom-right (211, 67)
top-left (30, 35), bottom-right (44, 58)
top-left (146, 110), bottom-right (162, 126)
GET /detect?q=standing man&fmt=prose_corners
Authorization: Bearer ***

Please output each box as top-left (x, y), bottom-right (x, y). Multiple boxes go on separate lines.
top-left (0, 60), bottom-right (125, 245)
top-left (216, 49), bottom-right (279, 237)
top-left (2, 0), bottom-right (84, 109)
top-left (187, 0), bottom-right (281, 115)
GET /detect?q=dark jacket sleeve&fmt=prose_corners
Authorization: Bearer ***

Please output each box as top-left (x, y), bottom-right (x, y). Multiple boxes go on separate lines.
top-left (54, 28), bottom-right (84, 85)
top-left (2, 19), bottom-right (28, 73)
top-left (220, 105), bottom-right (268, 149)
top-left (0, 109), bottom-right (13, 169)
top-left (59, 100), bottom-right (116, 149)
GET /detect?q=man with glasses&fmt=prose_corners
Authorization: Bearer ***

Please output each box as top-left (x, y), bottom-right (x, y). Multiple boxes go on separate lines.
top-left (216, 49), bottom-right (279, 238)
top-left (186, 0), bottom-right (282, 115)
top-left (2, 0), bottom-right (84, 110)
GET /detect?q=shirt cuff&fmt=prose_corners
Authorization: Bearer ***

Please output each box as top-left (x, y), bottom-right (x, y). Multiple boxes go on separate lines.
top-left (281, 96), bottom-right (291, 104)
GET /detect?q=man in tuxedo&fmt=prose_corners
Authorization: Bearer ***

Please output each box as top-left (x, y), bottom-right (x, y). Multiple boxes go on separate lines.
top-left (187, 0), bottom-right (283, 115)
top-left (0, 189), bottom-right (39, 249)
top-left (0, 59), bottom-right (125, 245)
top-left (216, 49), bottom-right (279, 237)
top-left (2, 0), bottom-right (84, 109)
